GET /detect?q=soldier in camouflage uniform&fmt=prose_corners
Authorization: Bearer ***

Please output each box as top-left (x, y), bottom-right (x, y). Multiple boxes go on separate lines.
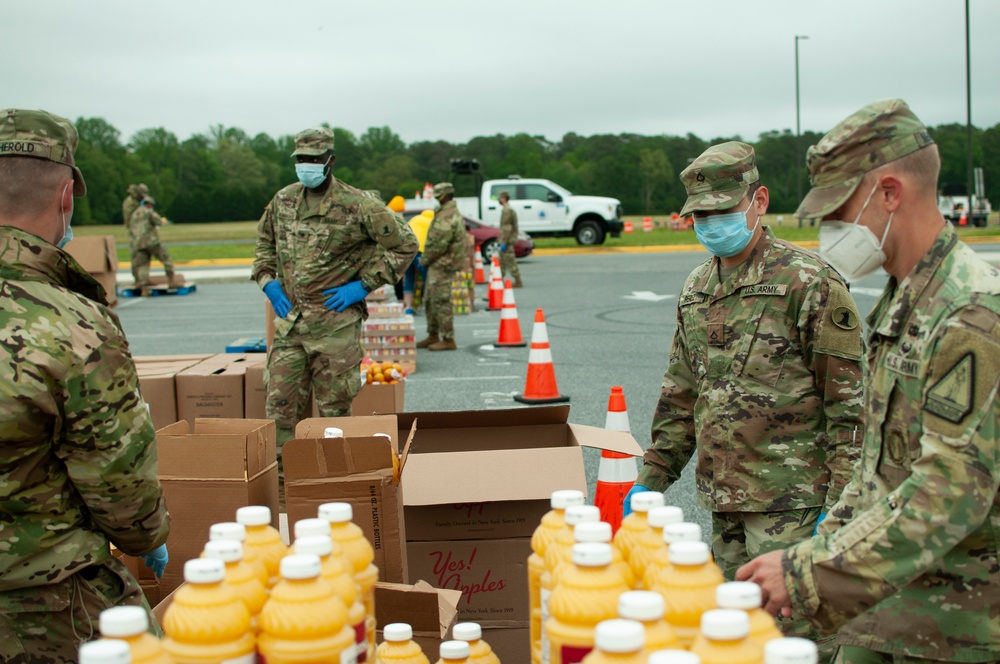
top-left (253, 127), bottom-right (417, 493)
top-left (0, 109), bottom-right (170, 663)
top-left (129, 195), bottom-right (180, 293)
top-left (416, 182), bottom-right (467, 351)
top-left (498, 190), bottom-right (522, 287)
top-left (740, 100), bottom-right (1000, 663)
top-left (121, 182), bottom-right (147, 226)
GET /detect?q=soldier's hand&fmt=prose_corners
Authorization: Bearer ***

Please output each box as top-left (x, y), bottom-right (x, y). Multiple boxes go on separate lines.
top-left (141, 543), bottom-right (169, 579)
top-left (263, 281), bottom-right (293, 318)
top-left (499, 244), bottom-right (507, 252)
top-left (323, 280), bottom-right (369, 312)
top-left (622, 484), bottom-right (653, 518)
top-left (736, 550), bottom-right (792, 618)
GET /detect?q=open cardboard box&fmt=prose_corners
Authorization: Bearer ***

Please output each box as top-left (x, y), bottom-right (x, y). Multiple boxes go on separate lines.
top-left (375, 580), bottom-right (461, 658)
top-left (64, 235), bottom-right (118, 306)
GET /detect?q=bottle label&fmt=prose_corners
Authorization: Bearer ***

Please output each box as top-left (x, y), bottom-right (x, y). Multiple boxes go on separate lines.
top-left (561, 644), bottom-right (592, 664)
top-left (341, 647), bottom-right (358, 664)
top-left (354, 620), bottom-right (368, 663)
top-left (221, 655), bottom-right (256, 664)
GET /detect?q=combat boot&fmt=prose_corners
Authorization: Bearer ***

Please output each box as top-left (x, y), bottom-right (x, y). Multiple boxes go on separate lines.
top-left (416, 334), bottom-right (440, 349)
top-left (167, 273), bottom-right (185, 287)
top-left (139, 287), bottom-right (152, 298)
top-left (513, 278), bottom-right (523, 288)
top-left (428, 339), bottom-right (457, 351)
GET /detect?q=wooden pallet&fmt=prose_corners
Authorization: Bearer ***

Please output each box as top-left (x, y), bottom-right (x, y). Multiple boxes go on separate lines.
top-left (120, 282), bottom-right (197, 298)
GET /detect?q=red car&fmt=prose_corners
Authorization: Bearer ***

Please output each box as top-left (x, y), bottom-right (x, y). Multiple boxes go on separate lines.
top-left (403, 210), bottom-right (534, 264)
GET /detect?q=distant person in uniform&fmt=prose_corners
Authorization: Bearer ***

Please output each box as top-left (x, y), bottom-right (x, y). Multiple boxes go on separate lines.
top-left (739, 99), bottom-right (1000, 664)
top-left (626, 141), bottom-right (865, 652)
top-left (253, 126), bottom-right (417, 496)
top-left (416, 182), bottom-right (466, 351)
top-left (498, 190), bottom-right (522, 287)
top-left (0, 108), bottom-right (170, 663)
top-left (129, 195), bottom-right (181, 295)
top-left (122, 182), bottom-right (147, 226)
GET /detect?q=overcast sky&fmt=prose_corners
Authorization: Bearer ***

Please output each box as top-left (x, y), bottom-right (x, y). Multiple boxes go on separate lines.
top-left (4, 1), bottom-right (999, 148)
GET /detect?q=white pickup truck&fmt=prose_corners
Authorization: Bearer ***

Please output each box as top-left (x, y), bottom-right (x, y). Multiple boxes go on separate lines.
top-left (456, 176), bottom-right (624, 245)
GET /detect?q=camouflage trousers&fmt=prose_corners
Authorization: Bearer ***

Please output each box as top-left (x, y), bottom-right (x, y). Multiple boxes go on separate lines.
top-left (130, 243), bottom-right (175, 287)
top-left (0, 558), bottom-right (157, 664)
top-left (832, 646), bottom-right (947, 664)
top-left (500, 245), bottom-right (520, 283)
top-left (424, 265), bottom-right (455, 341)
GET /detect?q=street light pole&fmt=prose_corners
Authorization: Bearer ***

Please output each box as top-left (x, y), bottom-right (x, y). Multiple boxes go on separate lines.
top-left (795, 35), bottom-right (809, 226)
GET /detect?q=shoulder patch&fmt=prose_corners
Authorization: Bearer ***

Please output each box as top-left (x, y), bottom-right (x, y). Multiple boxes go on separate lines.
top-left (924, 352), bottom-right (974, 423)
top-left (817, 281), bottom-right (863, 360)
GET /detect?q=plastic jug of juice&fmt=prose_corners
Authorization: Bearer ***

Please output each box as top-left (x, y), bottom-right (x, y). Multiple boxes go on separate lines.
top-left (453, 622), bottom-right (501, 664)
top-left (650, 541), bottom-right (722, 649)
top-left (376, 623), bottom-right (430, 664)
top-left (436, 640), bottom-right (471, 664)
top-left (579, 619), bottom-right (645, 664)
top-left (617, 591), bottom-right (679, 655)
top-left (294, 534), bottom-right (369, 663)
top-left (647, 650), bottom-right (701, 664)
top-left (207, 521), bottom-right (270, 590)
top-left (714, 582), bottom-right (782, 648)
top-left (628, 506), bottom-right (682, 589)
top-left (642, 522), bottom-right (708, 592)
top-left (320, 502), bottom-right (379, 649)
top-left (236, 505), bottom-right (288, 588)
top-left (612, 491), bottom-right (663, 565)
top-left (530, 490), bottom-right (585, 664)
top-left (99, 606), bottom-right (173, 664)
top-left (203, 539), bottom-right (268, 634)
top-left (545, 542), bottom-right (631, 664)
top-left (162, 559), bottom-right (256, 664)
top-left (80, 639), bottom-right (133, 664)
top-left (292, 517), bottom-right (331, 545)
top-left (690, 609), bottom-right (762, 664)
top-left (257, 553), bottom-right (355, 664)
top-left (763, 637), bottom-right (818, 664)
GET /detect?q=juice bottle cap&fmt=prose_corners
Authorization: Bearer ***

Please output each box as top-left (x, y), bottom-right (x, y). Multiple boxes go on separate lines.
top-left (647, 650), bottom-right (701, 664)
top-left (184, 558), bottom-right (225, 584)
top-left (440, 640), bottom-right (470, 660)
top-left (717, 581), bottom-right (762, 610)
top-left (648, 505), bottom-right (684, 528)
top-left (99, 606), bottom-right (148, 637)
top-left (550, 489), bottom-right (585, 509)
top-left (236, 505), bottom-right (272, 526)
top-left (319, 502), bottom-right (353, 523)
top-left (294, 534), bottom-right (333, 557)
top-left (79, 639), bottom-right (132, 664)
top-left (668, 541), bottom-right (709, 566)
top-left (630, 491), bottom-right (665, 513)
top-left (700, 609), bottom-right (750, 640)
top-left (662, 522), bottom-right (702, 544)
top-left (295, 517), bottom-right (332, 539)
top-left (281, 553), bottom-right (322, 580)
top-left (383, 623), bottom-right (413, 642)
top-left (209, 522), bottom-right (246, 542)
top-left (572, 542), bottom-right (612, 567)
top-left (618, 590), bottom-right (665, 620)
top-left (452, 622), bottom-right (482, 641)
top-left (564, 505), bottom-right (600, 526)
top-left (574, 521), bottom-right (612, 543)
top-left (203, 539), bottom-right (243, 563)
top-left (594, 619), bottom-right (645, 653)
top-left (323, 427), bottom-right (345, 438)
top-left (764, 637), bottom-right (819, 664)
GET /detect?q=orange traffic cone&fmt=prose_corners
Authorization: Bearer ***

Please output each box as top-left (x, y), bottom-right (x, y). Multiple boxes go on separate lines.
top-left (474, 246), bottom-right (487, 284)
top-left (488, 256), bottom-right (504, 311)
top-left (643, 216), bottom-right (653, 232)
top-left (624, 220), bottom-right (634, 233)
top-left (422, 182), bottom-right (434, 200)
top-left (595, 386), bottom-right (639, 534)
top-left (514, 309), bottom-right (569, 404)
top-left (496, 279), bottom-right (526, 347)
top-left (959, 209), bottom-right (968, 226)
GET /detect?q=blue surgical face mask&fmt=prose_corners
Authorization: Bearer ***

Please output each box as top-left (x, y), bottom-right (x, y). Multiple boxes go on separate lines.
top-left (295, 158), bottom-right (331, 189)
top-left (57, 183), bottom-right (74, 249)
top-left (693, 195), bottom-right (760, 258)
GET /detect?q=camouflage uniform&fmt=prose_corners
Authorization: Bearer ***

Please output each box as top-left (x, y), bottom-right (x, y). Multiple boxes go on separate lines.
top-left (0, 109), bottom-right (170, 663)
top-left (780, 100), bottom-right (1000, 662)
top-left (499, 197), bottom-right (522, 286)
top-left (421, 183), bottom-right (467, 345)
top-left (128, 198), bottom-right (176, 288)
top-left (121, 182), bottom-right (147, 227)
top-left (253, 127), bottom-right (417, 460)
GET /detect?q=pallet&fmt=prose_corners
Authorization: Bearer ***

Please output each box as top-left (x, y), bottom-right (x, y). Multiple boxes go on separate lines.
top-left (226, 337), bottom-right (267, 353)
top-left (120, 283), bottom-right (197, 298)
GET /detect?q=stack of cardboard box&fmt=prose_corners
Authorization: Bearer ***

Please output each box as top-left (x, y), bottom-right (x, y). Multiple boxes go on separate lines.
top-left (364, 303), bottom-right (416, 375)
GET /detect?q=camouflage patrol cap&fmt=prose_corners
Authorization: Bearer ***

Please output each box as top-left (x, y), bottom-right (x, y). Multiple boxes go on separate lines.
top-left (0, 109), bottom-right (87, 196)
top-left (679, 141), bottom-right (758, 216)
top-left (143, 195), bottom-right (156, 206)
top-left (137, 183), bottom-right (149, 197)
top-left (291, 126), bottom-right (335, 157)
top-left (433, 182), bottom-right (455, 199)
top-left (795, 98), bottom-right (935, 220)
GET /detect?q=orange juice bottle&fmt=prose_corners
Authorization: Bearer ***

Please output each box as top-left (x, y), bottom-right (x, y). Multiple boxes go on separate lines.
top-left (320, 503), bottom-right (379, 644)
top-left (294, 534), bottom-right (369, 663)
top-left (257, 553), bottom-right (355, 664)
top-left (162, 559), bottom-right (256, 664)
top-left (570, 521), bottom-right (633, 589)
top-left (545, 542), bottom-right (631, 664)
top-left (763, 637), bottom-right (818, 664)
top-left (628, 505), bottom-right (682, 589)
top-left (453, 622), bottom-right (501, 664)
top-left (612, 491), bottom-right (663, 566)
top-left (617, 591), bottom-right (679, 655)
top-left (579, 619), bottom-right (645, 664)
top-left (80, 639), bottom-right (133, 664)
top-left (437, 640), bottom-right (471, 664)
top-left (292, 516), bottom-right (331, 544)
top-left (650, 541), bottom-right (721, 649)
top-left (377, 623), bottom-right (430, 664)
top-left (207, 521), bottom-right (270, 591)
top-left (530, 490), bottom-right (585, 664)
top-left (689, 609), bottom-right (762, 664)
top-left (642, 522), bottom-right (706, 592)
top-left (202, 539), bottom-right (268, 634)
top-left (99, 606), bottom-right (173, 664)
top-left (236, 505), bottom-right (288, 589)
top-left (647, 650), bottom-right (701, 664)
top-left (714, 582), bottom-right (782, 649)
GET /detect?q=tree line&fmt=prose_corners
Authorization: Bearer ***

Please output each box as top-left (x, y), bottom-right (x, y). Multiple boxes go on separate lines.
top-left (70, 117), bottom-right (1000, 226)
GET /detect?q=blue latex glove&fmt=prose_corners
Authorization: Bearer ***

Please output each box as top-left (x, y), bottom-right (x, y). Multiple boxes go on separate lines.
top-left (499, 243), bottom-right (507, 252)
top-left (813, 512), bottom-right (827, 536)
top-left (622, 484), bottom-right (653, 518)
top-left (263, 280), bottom-right (292, 318)
top-left (141, 544), bottom-right (169, 579)
top-left (323, 280), bottom-right (369, 312)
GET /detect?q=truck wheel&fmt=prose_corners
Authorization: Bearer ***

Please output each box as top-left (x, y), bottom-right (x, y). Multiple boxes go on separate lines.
top-left (481, 239), bottom-right (500, 263)
top-left (575, 220), bottom-right (605, 246)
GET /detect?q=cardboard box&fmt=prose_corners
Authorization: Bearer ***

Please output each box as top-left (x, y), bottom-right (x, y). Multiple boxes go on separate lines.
top-left (375, 581), bottom-right (462, 657)
top-left (135, 355), bottom-right (213, 430)
top-left (283, 416), bottom-right (415, 583)
top-left (64, 235), bottom-right (118, 306)
top-left (245, 361), bottom-right (267, 419)
top-left (352, 380), bottom-right (405, 416)
top-left (175, 353), bottom-right (261, 424)
top-left (155, 418), bottom-right (279, 595)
